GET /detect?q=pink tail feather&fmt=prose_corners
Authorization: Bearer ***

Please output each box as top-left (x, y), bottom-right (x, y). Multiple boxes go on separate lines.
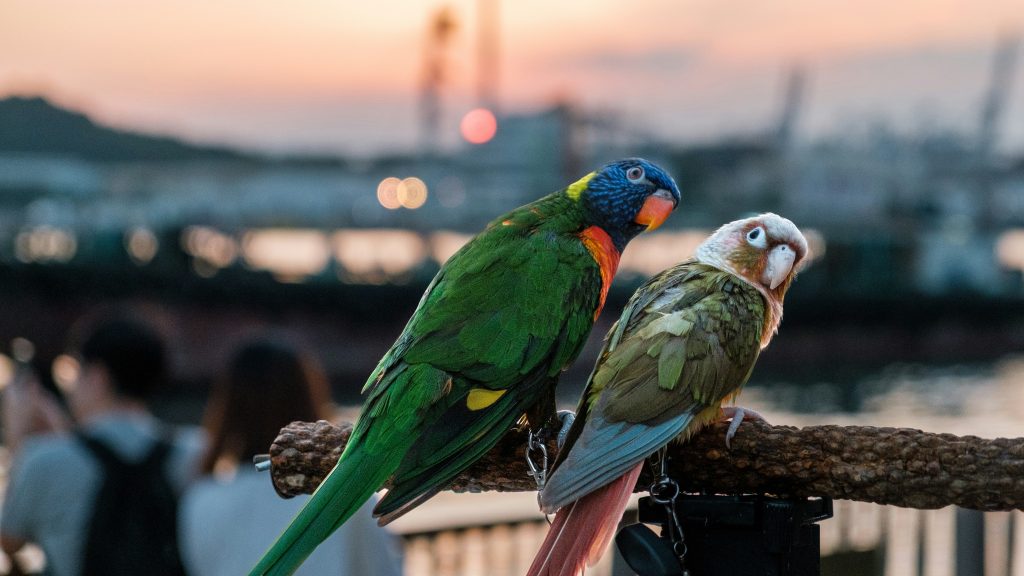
top-left (526, 463), bottom-right (644, 576)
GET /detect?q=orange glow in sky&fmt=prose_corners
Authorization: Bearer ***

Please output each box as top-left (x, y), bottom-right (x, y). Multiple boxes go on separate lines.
top-left (459, 108), bottom-right (497, 144)
top-left (1, 0), bottom-right (1022, 153)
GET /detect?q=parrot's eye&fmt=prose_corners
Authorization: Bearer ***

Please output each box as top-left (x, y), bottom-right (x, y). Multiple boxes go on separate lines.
top-left (746, 226), bottom-right (767, 248)
top-left (626, 166), bottom-right (645, 183)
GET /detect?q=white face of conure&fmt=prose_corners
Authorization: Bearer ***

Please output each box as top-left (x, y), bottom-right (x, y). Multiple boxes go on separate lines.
top-left (696, 212), bottom-right (809, 301)
top-left (695, 213), bottom-right (809, 346)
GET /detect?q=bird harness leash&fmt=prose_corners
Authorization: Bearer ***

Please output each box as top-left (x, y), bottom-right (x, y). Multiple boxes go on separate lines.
top-left (648, 447), bottom-right (690, 571)
top-left (525, 428), bottom-right (549, 494)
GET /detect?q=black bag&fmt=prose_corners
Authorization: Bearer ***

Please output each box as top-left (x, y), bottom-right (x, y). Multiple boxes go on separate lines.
top-left (76, 432), bottom-right (187, 576)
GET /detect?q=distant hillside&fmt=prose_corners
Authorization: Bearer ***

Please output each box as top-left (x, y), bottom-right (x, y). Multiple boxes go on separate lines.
top-left (0, 96), bottom-right (252, 162)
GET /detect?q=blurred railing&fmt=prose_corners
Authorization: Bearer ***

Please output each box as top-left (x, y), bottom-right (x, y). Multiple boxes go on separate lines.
top-left (1, 486), bottom-right (1021, 575)
top-left (405, 522), bottom-right (547, 576)
top-left (822, 502), bottom-right (1024, 576)
top-left (398, 501), bottom-right (1024, 576)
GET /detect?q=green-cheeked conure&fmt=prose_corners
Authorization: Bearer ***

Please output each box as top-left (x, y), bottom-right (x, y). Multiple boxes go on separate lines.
top-left (526, 213), bottom-right (809, 576)
top-left (250, 158), bottom-right (681, 576)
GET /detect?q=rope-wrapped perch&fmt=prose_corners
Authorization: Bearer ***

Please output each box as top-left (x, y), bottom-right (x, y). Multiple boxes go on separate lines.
top-left (267, 419), bottom-right (1024, 511)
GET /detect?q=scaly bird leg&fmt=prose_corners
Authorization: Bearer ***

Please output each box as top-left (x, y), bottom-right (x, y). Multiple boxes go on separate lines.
top-left (555, 410), bottom-right (575, 449)
top-left (720, 406), bottom-right (768, 449)
top-left (524, 410), bottom-right (574, 502)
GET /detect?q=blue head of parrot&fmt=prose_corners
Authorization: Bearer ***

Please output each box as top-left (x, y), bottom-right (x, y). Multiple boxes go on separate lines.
top-left (571, 158), bottom-right (681, 251)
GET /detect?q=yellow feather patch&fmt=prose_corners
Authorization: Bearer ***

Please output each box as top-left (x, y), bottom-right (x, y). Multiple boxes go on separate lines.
top-left (467, 388), bottom-right (507, 410)
top-left (678, 404), bottom-right (728, 441)
top-left (566, 171), bottom-right (597, 201)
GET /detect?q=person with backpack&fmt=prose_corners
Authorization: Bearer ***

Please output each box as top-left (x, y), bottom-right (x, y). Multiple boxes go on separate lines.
top-left (1, 313), bottom-right (203, 576)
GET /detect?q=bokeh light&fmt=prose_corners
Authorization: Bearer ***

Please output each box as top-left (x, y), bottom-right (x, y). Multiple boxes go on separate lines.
top-left (803, 229), bottom-right (827, 262)
top-left (0, 354), bottom-right (14, 391)
top-left (436, 176), bottom-right (466, 208)
top-left (15, 227), bottom-right (77, 263)
top-left (241, 228), bottom-right (331, 282)
top-left (52, 354), bottom-right (80, 393)
top-left (429, 231), bottom-right (473, 265)
top-left (619, 231), bottom-right (710, 276)
top-left (377, 177), bottom-right (402, 210)
top-left (333, 229), bottom-right (427, 283)
top-left (125, 227), bottom-right (159, 264)
top-left (459, 108), bottom-right (497, 144)
top-left (397, 177), bottom-right (428, 209)
top-left (10, 337), bottom-right (35, 363)
top-left (996, 230), bottom-right (1024, 271)
top-left (181, 226), bottom-right (238, 273)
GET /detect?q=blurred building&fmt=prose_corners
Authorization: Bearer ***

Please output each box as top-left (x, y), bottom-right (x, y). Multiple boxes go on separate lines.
top-left (5, 95), bottom-right (1024, 296)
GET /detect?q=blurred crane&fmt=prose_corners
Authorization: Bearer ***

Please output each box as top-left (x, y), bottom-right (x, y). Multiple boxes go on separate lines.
top-left (476, 0), bottom-right (500, 114)
top-left (774, 65), bottom-right (806, 154)
top-left (977, 31), bottom-right (1020, 166)
top-left (419, 7), bottom-right (457, 156)
top-left (975, 31), bottom-right (1020, 228)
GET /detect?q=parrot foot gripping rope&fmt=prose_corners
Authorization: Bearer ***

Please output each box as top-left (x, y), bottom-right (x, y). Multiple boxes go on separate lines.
top-left (721, 405), bottom-right (768, 449)
top-left (554, 409), bottom-right (575, 449)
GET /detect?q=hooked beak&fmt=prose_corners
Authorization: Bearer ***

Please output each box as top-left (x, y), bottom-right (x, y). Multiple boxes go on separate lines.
top-left (762, 244), bottom-right (796, 290)
top-left (634, 189), bottom-right (677, 232)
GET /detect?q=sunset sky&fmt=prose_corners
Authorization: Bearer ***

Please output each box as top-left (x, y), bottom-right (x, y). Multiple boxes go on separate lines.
top-left (2, 0), bottom-right (1022, 155)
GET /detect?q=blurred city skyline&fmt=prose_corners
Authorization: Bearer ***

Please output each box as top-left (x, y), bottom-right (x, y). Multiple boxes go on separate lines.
top-left (2, 0), bottom-right (1023, 156)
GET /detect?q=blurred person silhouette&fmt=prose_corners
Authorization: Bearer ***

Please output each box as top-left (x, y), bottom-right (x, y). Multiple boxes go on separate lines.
top-left (1, 342), bottom-right (71, 575)
top-left (178, 337), bottom-right (402, 576)
top-left (2, 341), bottom-right (72, 456)
top-left (0, 313), bottom-right (202, 576)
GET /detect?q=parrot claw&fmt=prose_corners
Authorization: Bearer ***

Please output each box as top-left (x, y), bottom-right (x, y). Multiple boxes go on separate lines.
top-left (721, 406), bottom-right (767, 449)
top-left (555, 410), bottom-right (575, 450)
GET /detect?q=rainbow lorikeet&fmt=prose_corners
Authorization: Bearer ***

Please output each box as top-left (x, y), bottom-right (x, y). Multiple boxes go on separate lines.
top-left (527, 213), bottom-right (809, 576)
top-left (250, 158), bottom-right (680, 576)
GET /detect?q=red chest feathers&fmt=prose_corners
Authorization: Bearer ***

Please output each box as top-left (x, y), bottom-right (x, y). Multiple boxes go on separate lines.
top-left (578, 226), bottom-right (621, 321)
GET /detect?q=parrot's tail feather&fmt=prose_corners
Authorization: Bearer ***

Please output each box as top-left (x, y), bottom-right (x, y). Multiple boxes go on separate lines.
top-left (375, 484), bottom-right (443, 526)
top-left (248, 447), bottom-right (396, 576)
top-left (526, 463), bottom-right (643, 576)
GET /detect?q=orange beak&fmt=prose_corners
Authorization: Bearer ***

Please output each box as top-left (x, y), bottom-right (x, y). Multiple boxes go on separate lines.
top-left (634, 190), bottom-right (677, 231)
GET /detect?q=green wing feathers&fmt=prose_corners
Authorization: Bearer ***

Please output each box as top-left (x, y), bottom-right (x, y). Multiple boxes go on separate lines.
top-left (368, 199), bottom-right (602, 395)
top-left (252, 192), bottom-right (610, 575)
top-left (354, 194), bottom-right (605, 518)
top-left (371, 370), bottom-right (554, 523)
top-left (596, 262), bottom-right (764, 423)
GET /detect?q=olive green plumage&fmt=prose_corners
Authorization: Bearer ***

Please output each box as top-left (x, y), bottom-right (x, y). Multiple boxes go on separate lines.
top-left (528, 214), bottom-right (807, 576)
top-left (249, 158), bottom-right (681, 576)
top-left (540, 262), bottom-right (766, 510)
top-left (590, 262), bottom-right (764, 422)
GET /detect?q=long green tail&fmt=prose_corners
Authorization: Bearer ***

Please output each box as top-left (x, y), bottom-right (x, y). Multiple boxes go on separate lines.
top-left (248, 446), bottom-right (397, 576)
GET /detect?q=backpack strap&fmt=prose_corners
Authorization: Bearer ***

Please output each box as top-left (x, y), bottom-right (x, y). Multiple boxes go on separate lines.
top-left (143, 437), bottom-right (173, 467)
top-left (75, 427), bottom-right (176, 472)
top-left (75, 432), bottom-right (129, 471)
